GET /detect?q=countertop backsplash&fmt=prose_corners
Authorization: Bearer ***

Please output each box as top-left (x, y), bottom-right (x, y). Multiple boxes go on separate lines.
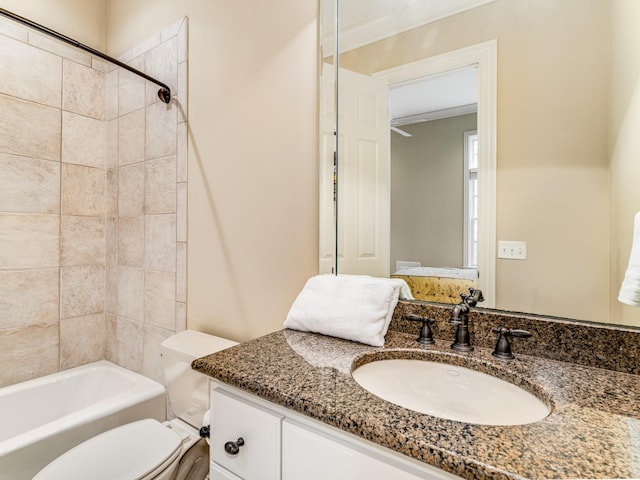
top-left (391, 301), bottom-right (640, 375)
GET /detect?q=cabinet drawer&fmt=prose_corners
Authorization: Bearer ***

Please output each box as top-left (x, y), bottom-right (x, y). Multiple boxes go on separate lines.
top-left (211, 388), bottom-right (283, 480)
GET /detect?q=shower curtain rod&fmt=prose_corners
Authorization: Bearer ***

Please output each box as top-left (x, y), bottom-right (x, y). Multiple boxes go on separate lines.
top-left (0, 7), bottom-right (171, 104)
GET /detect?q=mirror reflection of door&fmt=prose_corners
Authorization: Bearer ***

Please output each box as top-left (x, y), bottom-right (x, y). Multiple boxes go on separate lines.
top-left (389, 68), bottom-right (478, 280)
top-left (333, 40), bottom-right (497, 307)
top-left (335, 68), bottom-right (390, 277)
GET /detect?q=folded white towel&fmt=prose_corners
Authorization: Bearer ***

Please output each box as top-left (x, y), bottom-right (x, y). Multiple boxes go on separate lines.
top-left (619, 212), bottom-right (640, 307)
top-left (284, 274), bottom-right (411, 347)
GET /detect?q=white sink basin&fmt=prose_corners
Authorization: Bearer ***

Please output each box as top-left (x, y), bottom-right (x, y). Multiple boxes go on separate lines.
top-left (352, 359), bottom-right (550, 425)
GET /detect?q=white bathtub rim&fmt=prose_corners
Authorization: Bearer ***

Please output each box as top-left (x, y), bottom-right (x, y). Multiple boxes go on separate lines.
top-left (0, 360), bottom-right (166, 456)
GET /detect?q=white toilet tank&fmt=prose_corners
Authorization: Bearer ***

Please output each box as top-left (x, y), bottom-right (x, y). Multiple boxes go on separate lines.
top-left (161, 330), bottom-right (237, 428)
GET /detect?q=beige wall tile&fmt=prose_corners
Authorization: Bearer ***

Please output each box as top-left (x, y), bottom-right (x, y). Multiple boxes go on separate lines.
top-left (0, 16), bottom-right (28, 42)
top-left (145, 214), bottom-right (176, 272)
top-left (146, 101), bottom-right (177, 160)
top-left (60, 313), bottom-right (105, 369)
top-left (115, 316), bottom-right (143, 372)
top-left (60, 216), bottom-right (106, 266)
top-left (62, 111), bottom-right (107, 168)
top-left (0, 34), bottom-right (62, 107)
top-left (118, 162), bottom-right (144, 217)
top-left (61, 163), bottom-right (105, 216)
top-left (117, 48), bottom-right (133, 64)
top-left (0, 213), bottom-right (59, 268)
top-left (118, 108), bottom-right (145, 166)
top-left (177, 18), bottom-right (188, 64)
top-left (145, 38), bottom-right (177, 105)
top-left (118, 216), bottom-right (144, 267)
top-left (144, 270), bottom-right (175, 330)
top-left (161, 18), bottom-right (183, 43)
top-left (29, 32), bottom-right (91, 66)
top-left (105, 218), bottom-right (118, 314)
top-left (119, 57), bottom-right (145, 116)
top-left (107, 120), bottom-right (118, 169)
top-left (105, 313), bottom-right (117, 362)
top-left (141, 323), bottom-right (174, 384)
top-left (176, 302), bottom-right (186, 332)
top-left (0, 93), bottom-right (61, 161)
top-left (177, 122), bottom-right (187, 183)
top-left (92, 58), bottom-right (109, 73)
top-left (106, 168), bottom-right (118, 217)
top-left (0, 322), bottom-right (58, 388)
top-left (176, 182), bottom-right (187, 242)
top-left (0, 268), bottom-right (58, 329)
top-left (117, 266), bottom-right (144, 321)
top-left (0, 153), bottom-right (59, 214)
top-left (132, 32), bottom-right (161, 59)
top-left (177, 61), bottom-right (187, 121)
top-left (106, 69), bottom-right (119, 121)
top-left (176, 242), bottom-right (186, 302)
top-left (145, 155), bottom-right (176, 214)
top-left (63, 60), bottom-right (106, 120)
top-left (60, 265), bottom-right (105, 319)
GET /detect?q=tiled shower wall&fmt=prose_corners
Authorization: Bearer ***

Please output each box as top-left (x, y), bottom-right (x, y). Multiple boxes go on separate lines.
top-left (0, 17), bottom-right (187, 388)
top-left (105, 19), bottom-right (188, 384)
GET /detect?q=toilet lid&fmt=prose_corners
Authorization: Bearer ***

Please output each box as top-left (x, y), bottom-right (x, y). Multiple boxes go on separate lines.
top-left (33, 419), bottom-right (182, 480)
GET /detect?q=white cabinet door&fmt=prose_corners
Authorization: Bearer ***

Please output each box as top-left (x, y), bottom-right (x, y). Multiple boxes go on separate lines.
top-left (282, 419), bottom-right (458, 480)
top-left (211, 389), bottom-right (283, 480)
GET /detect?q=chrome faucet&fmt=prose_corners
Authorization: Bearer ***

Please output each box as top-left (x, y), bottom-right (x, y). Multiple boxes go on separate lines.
top-left (449, 288), bottom-right (484, 352)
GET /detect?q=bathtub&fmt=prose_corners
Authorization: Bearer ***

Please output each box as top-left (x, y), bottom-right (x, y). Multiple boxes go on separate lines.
top-left (0, 360), bottom-right (166, 480)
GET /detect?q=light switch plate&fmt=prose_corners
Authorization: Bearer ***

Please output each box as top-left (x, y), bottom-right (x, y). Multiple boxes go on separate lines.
top-left (498, 241), bottom-right (527, 260)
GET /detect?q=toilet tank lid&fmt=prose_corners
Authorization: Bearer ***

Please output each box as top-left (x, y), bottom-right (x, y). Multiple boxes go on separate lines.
top-left (160, 330), bottom-right (238, 359)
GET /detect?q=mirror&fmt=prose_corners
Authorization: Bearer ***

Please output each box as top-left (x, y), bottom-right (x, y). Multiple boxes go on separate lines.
top-left (320, 0), bottom-right (640, 328)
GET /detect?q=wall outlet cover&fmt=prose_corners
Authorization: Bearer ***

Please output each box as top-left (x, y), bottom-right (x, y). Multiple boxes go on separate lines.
top-left (497, 241), bottom-right (527, 260)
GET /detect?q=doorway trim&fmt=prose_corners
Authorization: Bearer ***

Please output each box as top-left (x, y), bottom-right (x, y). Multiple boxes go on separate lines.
top-left (373, 40), bottom-right (497, 308)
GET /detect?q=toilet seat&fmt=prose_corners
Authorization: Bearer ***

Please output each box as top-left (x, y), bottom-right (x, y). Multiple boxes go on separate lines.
top-left (33, 419), bottom-right (182, 480)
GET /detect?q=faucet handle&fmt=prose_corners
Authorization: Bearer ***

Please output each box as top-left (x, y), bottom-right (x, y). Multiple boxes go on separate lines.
top-left (404, 314), bottom-right (436, 346)
top-left (465, 288), bottom-right (484, 306)
top-left (491, 328), bottom-right (532, 360)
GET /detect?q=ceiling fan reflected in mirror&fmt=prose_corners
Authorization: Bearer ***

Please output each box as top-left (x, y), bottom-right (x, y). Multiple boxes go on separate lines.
top-left (390, 126), bottom-right (412, 137)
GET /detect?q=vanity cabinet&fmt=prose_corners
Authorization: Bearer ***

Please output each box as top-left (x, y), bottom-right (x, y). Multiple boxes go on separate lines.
top-left (210, 382), bottom-right (461, 480)
top-left (210, 388), bottom-right (282, 480)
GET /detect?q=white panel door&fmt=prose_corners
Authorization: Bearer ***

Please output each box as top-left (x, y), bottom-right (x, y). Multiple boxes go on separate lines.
top-left (337, 67), bottom-right (390, 277)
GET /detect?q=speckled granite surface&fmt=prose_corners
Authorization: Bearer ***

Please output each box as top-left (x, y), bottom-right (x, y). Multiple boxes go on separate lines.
top-left (193, 324), bottom-right (640, 480)
top-left (392, 301), bottom-right (640, 375)
top-left (391, 275), bottom-right (476, 303)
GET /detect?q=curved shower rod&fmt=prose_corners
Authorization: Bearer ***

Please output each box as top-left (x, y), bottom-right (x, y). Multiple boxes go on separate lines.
top-left (0, 7), bottom-right (172, 104)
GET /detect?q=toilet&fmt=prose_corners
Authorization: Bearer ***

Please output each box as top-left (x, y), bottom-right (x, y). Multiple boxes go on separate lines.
top-left (33, 330), bottom-right (237, 480)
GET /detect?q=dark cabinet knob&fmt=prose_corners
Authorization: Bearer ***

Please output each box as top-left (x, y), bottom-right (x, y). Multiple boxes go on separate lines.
top-left (224, 437), bottom-right (245, 455)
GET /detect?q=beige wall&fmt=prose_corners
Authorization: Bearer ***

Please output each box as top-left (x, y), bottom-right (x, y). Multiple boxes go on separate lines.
top-left (340, 0), bottom-right (611, 323)
top-left (0, 0), bottom-right (107, 49)
top-left (107, 0), bottom-right (319, 342)
top-left (391, 114), bottom-right (477, 271)
top-left (610, 0), bottom-right (640, 327)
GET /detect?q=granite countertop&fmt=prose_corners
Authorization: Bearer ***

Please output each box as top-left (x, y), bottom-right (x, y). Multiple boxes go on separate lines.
top-left (193, 328), bottom-right (640, 480)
